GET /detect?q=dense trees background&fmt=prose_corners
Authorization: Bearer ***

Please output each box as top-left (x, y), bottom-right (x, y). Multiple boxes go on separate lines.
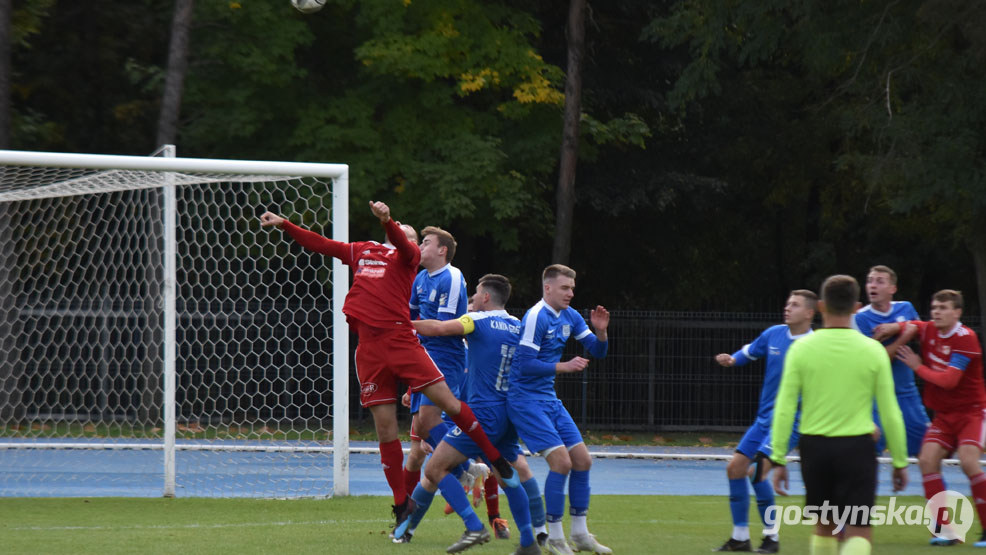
top-left (3, 0), bottom-right (982, 319)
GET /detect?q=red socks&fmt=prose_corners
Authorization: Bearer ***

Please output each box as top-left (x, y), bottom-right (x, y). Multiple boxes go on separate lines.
top-left (404, 467), bottom-right (421, 497)
top-left (380, 439), bottom-right (406, 505)
top-left (923, 473), bottom-right (946, 502)
top-left (485, 473), bottom-right (500, 517)
top-left (449, 402), bottom-right (502, 462)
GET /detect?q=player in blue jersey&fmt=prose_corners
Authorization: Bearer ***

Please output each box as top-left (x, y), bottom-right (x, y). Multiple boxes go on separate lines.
top-left (508, 264), bottom-right (611, 555)
top-left (402, 226), bottom-right (471, 494)
top-left (852, 265), bottom-right (930, 456)
top-left (395, 274), bottom-right (543, 555)
top-left (713, 290), bottom-right (816, 554)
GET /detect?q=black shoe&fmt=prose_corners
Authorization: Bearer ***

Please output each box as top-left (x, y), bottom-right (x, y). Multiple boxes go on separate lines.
top-left (755, 536), bottom-right (779, 553)
top-left (491, 457), bottom-right (519, 488)
top-left (391, 497), bottom-right (415, 534)
top-left (714, 538), bottom-right (752, 552)
top-left (536, 532), bottom-right (549, 548)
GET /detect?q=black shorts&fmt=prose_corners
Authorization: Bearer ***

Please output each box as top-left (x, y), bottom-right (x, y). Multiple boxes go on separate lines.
top-left (799, 434), bottom-right (877, 527)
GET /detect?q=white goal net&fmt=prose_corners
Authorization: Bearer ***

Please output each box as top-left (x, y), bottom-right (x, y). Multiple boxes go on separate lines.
top-left (0, 148), bottom-right (350, 498)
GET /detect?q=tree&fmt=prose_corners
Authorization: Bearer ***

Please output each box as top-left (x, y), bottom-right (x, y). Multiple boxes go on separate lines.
top-left (645, 0), bottom-right (981, 312)
top-left (156, 0), bottom-right (194, 147)
top-left (551, 0), bottom-right (586, 265)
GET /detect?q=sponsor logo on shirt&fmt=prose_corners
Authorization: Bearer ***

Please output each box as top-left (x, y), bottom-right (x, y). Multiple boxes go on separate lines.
top-left (439, 292), bottom-right (448, 307)
top-left (357, 267), bottom-right (385, 278)
top-left (561, 324), bottom-right (571, 339)
top-left (769, 346), bottom-right (781, 356)
top-left (360, 382), bottom-right (378, 399)
top-left (358, 259), bottom-right (387, 266)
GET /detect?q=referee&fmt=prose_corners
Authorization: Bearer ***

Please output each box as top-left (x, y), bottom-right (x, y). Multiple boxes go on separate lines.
top-left (769, 275), bottom-right (908, 555)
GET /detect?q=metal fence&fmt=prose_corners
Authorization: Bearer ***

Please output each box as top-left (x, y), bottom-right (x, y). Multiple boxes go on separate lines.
top-left (358, 309), bottom-right (983, 433)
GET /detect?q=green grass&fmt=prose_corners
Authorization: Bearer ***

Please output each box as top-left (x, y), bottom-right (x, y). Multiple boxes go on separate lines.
top-left (0, 495), bottom-right (954, 554)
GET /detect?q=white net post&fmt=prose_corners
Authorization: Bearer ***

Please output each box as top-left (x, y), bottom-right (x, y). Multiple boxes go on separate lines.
top-left (331, 172), bottom-right (349, 497)
top-left (159, 144), bottom-right (178, 498)
top-left (0, 149), bottom-right (350, 498)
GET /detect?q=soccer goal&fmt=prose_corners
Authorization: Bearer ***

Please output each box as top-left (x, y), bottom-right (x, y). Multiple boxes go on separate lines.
top-left (0, 147), bottom-right (350, 498)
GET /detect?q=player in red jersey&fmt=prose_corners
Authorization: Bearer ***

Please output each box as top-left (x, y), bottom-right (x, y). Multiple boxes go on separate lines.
top-left (260, 201), bottom-right (518, 531)
top-left (875, 289), bottom-right (986, 546)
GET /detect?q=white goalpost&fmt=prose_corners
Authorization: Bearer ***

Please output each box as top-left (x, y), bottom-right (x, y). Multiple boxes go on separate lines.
top-left (0, 148), bottom-right (350, 498)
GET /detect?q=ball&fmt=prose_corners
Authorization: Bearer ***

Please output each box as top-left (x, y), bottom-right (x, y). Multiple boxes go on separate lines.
top-left (291, 0), bottom-right (325, 14)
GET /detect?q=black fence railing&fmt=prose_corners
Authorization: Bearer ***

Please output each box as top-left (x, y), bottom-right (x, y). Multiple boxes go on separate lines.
top-left (364, 310), bottom-right (982, 432)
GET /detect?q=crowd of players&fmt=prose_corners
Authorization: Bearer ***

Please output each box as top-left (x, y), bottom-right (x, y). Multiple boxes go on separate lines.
top-left (714, 266), bottom-right (986, 554)
top-left (261, 201), bottom-right (986, 555)
top-left (261, 202), bottom-right (611, 555)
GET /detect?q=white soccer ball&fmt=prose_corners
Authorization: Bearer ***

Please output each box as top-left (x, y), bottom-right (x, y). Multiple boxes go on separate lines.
top-left (291, 0), bottom-right (325, 14)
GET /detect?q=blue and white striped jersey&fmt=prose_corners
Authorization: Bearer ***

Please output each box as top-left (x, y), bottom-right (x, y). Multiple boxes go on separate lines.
top-left (508, 299), bottom-right (607, 401)
top-left (410, 263), bottom-right (467, 360)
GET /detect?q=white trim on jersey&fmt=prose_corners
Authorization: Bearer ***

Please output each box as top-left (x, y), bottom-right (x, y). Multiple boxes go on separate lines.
top-left (575, 328), bottom-right (592, 340)
top-left (938, 321), bottom-right (963, 339)
top-left (437, 265), bottom-right (464, 315)
top-left (468, 309), bottom-right (516, 322)
top-left (741, 343), bottom-right (759, 361)
top-left (428, 262), bottom-right (451, 278)
top-left (519, 300), bottom-right (546, 351)
top-left (787, 328), bottom-right (813, 340)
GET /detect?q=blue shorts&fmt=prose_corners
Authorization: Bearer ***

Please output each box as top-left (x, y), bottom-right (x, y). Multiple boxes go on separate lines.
top-left (736, 420), bottom-right (800, 459)
top-left (443, 404), bottom-right (522, 463)
top-left (874, 392), bottom-right (930, 456)
top-left (508, 398), bottom-right (582, 454)
top-left (410, 353), bottom-right (465, 413)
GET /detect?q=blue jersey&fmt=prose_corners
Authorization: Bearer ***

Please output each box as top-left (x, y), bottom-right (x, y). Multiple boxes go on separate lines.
top-left (852, 301), bottom-right (921, 396)
top-left (458, 310), bottom-right (522, 408)
top-left (732, 324), bottom-right (812, 426)
top-left (410, 264), bottom-right (467, 361)
top-left (508, 300), bottom-right (607, 401)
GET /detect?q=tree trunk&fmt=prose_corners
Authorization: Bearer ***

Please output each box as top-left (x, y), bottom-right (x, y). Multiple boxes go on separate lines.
top-left (0, 0), bottom-right (12, 148)
top-left (156, 0), bottom-right (194, 147)
top-left (551, 0), bottom-right (586, 266)
top-left (967, 222), bottom-right (986, 329)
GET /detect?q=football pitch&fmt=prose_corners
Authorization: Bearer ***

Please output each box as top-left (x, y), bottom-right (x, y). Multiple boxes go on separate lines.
top-left (0, 494), bottom-right (950, 554)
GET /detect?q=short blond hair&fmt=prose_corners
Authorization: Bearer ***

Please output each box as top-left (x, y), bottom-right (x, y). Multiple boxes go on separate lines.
top-left (790, 289), bottom-right (818, 311)
top-left (869, 264), bottom-right (898, 285)
top-left (542, 264), bottom-right (576, 283)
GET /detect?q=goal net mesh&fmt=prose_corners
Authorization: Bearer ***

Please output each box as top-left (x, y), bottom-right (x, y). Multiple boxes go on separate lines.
top-left (0, 162), bottom-right (344, 498)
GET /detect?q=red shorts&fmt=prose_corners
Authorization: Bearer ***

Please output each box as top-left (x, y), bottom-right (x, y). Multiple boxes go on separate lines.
top-left (354, 322), bottom-right (445, 408)
top-left (923, 407), bottom-right (986, 453)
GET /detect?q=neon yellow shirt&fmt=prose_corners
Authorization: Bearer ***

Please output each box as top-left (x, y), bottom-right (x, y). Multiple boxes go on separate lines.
top-left (770, 328), bottom-right (907, 468)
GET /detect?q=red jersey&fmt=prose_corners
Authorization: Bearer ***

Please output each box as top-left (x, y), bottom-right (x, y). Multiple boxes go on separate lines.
top-left (280, 218), bottom-right (419, 330)
top-left (913, 320), bottom-right (986, 412)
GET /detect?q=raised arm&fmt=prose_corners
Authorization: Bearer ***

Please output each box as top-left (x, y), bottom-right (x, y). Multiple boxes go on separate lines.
top-left (369, 201), bottom-right (419, 265)
top-left (574, 306), bottom-right (609, 359)
top-left (260, 211), bottom-right (353, 262)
